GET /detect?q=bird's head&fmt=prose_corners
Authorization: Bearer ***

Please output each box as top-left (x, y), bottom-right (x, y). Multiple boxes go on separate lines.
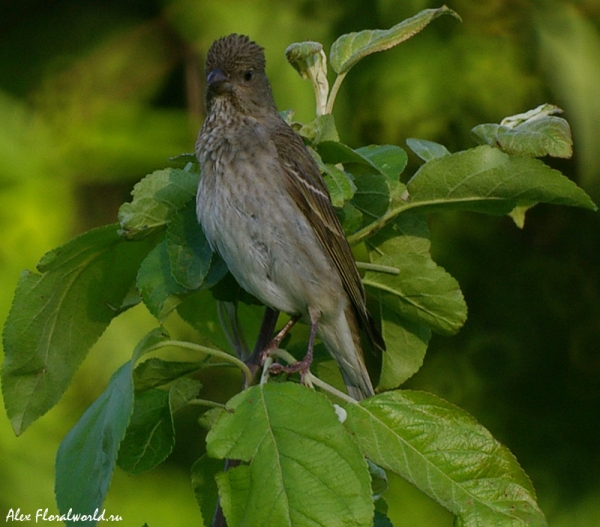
top-left (204, 34), bottom-right (277, 117)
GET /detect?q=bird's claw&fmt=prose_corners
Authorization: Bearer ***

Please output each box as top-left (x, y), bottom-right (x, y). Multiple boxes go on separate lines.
top-left (268, 358), bottom-right (313, 386)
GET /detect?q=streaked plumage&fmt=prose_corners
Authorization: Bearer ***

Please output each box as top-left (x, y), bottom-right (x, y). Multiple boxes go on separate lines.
top-left (196, 34), bottom-right (384, 399)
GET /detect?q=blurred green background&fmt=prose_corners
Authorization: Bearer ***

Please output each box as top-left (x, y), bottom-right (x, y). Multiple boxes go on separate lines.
top-left (1, 0), bottom-right (599, 525)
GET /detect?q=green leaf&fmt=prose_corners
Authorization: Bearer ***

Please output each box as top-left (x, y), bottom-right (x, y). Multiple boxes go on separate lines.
top-left (118, 377), bottom-right (200, 475)
top-left (330, 7), bottom-right (460, 75)
top-left (55, 363), bottom-right (134, 524)
top-left (55, 329), bottom-right (167, 519)
top-left (191, 454), bottom-right (223, 527)
top-left (137, 239), bottom-right (188, 320)
top-left (354, 144), bottom-right (407, 186)
top-left (318, 141), bottom-right (405, 183)
top-left (345, 391), bottom-right (548, 527)
top-left (199, 407), bottom-right (225, 431)
top-left (337, 201), bottom-right (364, 235)
top-left (508, 201), bottom-right (537, 229)
top-left (297, 114), bottom-right (339, 144)
top-left (406, 138), bottom-right (451, 161)
top-left (471, 116), bottom-right (573, 158)
top-left (133, 358), bottom-right (204, 392)
top-left (207, 383), bottom-right (373, 527)
top-left (374, 511), bottom-right (394, 527)
top-left (2, 224), bottom-right (154, 435)
top-left (318, 140), bottom-right (375, 166)
top-left (118, 167), bottom-right (198, 240)
top-left (117, 388), bottom-right (172, 474)
top-left (169, 377), bottom-right (202, 413)
top-left (177, 290), bottom-right (229, 351)
top-left (368, 460), bottom-right (388, 500)
top-left (323, 163), bottom-right (356, 207)
top-left (364, 215), bottom-right (467, 335)
top-left (168, 152), bottom-right (198, 169)
top-left (377, 300), bottom-right (431, 390)
top-left (407, 145), bottom-right (597, 214)
top-left (352, 173), bottom-right (391, 227)
top-left (167, 200), bottom-right (228, 290)
top-left (177, 289), bottom-right (266, 355)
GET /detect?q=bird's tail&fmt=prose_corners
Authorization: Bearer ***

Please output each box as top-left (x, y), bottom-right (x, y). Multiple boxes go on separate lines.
top-left (318, 306), bottom-right (374, 400)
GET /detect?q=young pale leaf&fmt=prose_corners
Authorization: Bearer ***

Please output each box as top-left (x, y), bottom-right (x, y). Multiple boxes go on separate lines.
top-left (191, 454), bottom-right (223, 527)
top-left (330, 7), bottom-right (460, 75)
top-left (206, 383), bottom-right (373, 527)
top-left (2, 225), bottom-right (154, 435)
top-left (499, 103), bottom-right (564, 128)
top-left (471, 117), bottom-right (573, 158)
top-left (285, 41), bottom-right (329, 116)
top-left (55, 363), bottom-right (134, 524)
top-left (345, 391), bottom-right (547, 527)
top-left (377, 299), bottom-right (431, 390)
top-left (167, 200), bottom-right (228, 290)
top-left (407, 145), bottom-right (597, 214)
top-left (406, 138), bottom-right (451, 161)
top-left (364, 216), bottom-right (467, 335)
top-left (285, 41), bottom-right (325, 78)
top-left (118, 167), bottom-right (198, 240)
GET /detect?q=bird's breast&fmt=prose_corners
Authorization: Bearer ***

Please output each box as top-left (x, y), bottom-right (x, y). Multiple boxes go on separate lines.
top-left (196, 121), bottom-right (344, 318)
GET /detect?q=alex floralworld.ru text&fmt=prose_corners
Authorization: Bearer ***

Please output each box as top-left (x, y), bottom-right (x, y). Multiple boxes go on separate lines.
top-left (6, 508), bottom-right (123, 522)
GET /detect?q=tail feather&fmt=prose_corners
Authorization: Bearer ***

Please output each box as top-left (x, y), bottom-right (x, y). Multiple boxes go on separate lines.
top-left (318, 306), bottom-right (374, 400)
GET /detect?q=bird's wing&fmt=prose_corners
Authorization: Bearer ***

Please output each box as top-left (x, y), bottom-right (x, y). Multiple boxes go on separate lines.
top-left (270, 119), bottom-right (385, 350)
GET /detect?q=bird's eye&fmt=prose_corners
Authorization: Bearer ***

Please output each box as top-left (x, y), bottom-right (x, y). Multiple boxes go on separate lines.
top-left (244, 69), bottom-right (254, 81)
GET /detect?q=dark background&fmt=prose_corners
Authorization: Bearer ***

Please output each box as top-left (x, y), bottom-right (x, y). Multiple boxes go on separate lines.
top-left (1, 1), bottom-right (599, 525)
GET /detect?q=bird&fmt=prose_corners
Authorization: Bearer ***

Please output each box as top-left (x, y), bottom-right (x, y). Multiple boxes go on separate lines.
top-left (195, 34), bottom-right (384, 400)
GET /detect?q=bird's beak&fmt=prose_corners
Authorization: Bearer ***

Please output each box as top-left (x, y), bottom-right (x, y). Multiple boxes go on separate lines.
top-left (207, 68), bottom-right (232, 95)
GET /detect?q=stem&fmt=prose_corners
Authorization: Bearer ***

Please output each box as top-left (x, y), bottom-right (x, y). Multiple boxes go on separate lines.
top-left (147, 340), bottom-right (253, 388)
top-left (356, 261), bottom-right (400, 275)
top-left (307, 374), bottom-right (357, 405)
top-left (348, 198), bottom-right (431, 246)
top-left (269, 348), bottom-right (298, 365)
top-left (326, 72), bottom-right (347, 114)
top-left (311, 73), bottom-right (328, 116)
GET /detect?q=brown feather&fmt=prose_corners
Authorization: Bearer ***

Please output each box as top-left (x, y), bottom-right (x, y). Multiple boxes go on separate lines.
top-left (269, 118), bottom-right (385, 351)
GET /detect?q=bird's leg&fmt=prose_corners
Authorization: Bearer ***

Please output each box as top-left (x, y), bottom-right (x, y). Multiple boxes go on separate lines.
top-left (259, 313), bottom-right (301, 364)
top-left (269, 308), bottom-right (320, 384)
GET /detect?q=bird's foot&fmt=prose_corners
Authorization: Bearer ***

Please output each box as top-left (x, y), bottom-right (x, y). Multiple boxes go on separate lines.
top-left (258, 314), bottom-right (300, 365)
top-left (268, 356), bottom-right (313, 386)
top-left (262, 309), bottom-right (319, 388)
